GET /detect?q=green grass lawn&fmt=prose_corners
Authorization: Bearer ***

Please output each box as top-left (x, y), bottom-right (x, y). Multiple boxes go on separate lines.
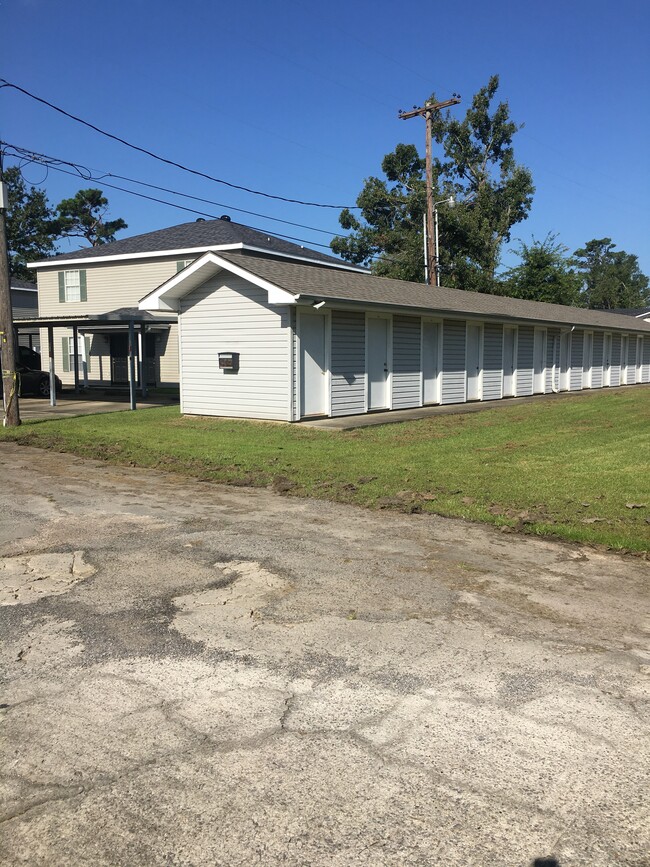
top-left (2, 389), bottom-right (649, 552)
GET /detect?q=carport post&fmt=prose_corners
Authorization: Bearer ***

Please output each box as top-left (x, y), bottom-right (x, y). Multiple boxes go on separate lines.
top-left (128, 319), bottom-right (137, 410)
top-left (80, 330), bottom-right (89, 389)
top-left (138, 323), bottom-right (148, 398)
top-left (72, 324), bottom-right (80, 394)
top-left (47, 326), bottom-right (56, 407)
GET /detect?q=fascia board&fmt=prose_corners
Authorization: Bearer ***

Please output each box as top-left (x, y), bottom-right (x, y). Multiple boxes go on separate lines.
top-left (26, 242), bottom-right (364, 272)
top-left (294, 296), bottom-right (650, 333)
top-left (139, 252), bottom-right (296, 311)
top-left (27, 243), bottom-right (247, 269)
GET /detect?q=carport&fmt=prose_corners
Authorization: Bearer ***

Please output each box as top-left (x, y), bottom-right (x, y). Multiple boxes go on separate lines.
top-left (13, 308), bottom-right (177, 410)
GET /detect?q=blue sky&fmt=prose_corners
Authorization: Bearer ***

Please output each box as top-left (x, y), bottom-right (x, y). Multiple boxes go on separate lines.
top-left (2, 0), bottom-right (649, 274)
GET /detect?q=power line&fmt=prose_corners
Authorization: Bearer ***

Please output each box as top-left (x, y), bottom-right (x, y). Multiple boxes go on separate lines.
top-left (1, 141), bottom-right (402, 269)
top-left (1, 141), bottom-right (340, 238)
top-left (1, 143), bottom-right (349, 255)
top-left (0, 79), bottom-right (359, 210)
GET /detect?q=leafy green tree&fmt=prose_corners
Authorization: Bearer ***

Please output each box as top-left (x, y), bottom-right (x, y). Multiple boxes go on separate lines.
top-left (56, 189), bottom-right (127, 246)
top-left (573, 238), bottom-right (649, 309)
top-left (4, 166), bottom-right (60, 280)
top-left (500, 235), bottom-right (583, 306)
top-left (333, 144), bottom-right (428, 283)
top-left (332, 76), bottom-right (534, 292)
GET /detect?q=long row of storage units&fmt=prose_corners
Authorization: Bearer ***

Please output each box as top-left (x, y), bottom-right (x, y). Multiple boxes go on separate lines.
top-left (301, 309), bottom-right (650, 419)
top-left (140, 248), bottom-right (650, 422)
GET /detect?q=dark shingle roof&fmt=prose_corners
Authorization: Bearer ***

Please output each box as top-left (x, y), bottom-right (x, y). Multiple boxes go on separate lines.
top-left (38, 218), bottom-right (350, 267)
top-left (10, 278), bottom-right (37, 290)
top-left (610, 307), bottom-right (650, 317)
top-left (218, 251), bottom-right (650, 333)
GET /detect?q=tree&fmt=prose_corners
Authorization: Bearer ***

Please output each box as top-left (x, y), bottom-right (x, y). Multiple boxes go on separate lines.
top-left (573, 238), bottom-right (649, 310)
top-left (332, 144), bottom-right (428, 283)
top-left (56, 189), bottom-right (127, 246)
top-left (4, 166), bottom-right (60, 280)
top-left (500, 235), bottom-right (582, 306)
top-left (332, 76), bottom-right (534, 293)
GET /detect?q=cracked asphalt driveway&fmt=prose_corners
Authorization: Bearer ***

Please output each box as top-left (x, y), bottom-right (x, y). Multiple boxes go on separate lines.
top-left (0, 442), bottom-right (648, 866)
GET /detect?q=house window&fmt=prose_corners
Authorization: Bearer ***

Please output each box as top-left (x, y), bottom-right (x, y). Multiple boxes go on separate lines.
top-left (68, 336), bottom-right (80, 365)
top-left (58, 269), bottom-right (87, 303)
top-left (62, 334), bottom-right (91, 374)
top-left (65, 271), bottom-right (81, 301)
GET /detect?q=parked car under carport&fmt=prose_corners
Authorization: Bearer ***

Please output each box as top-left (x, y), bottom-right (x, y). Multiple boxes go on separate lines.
top-left (7, 365), bottom-right (63, 398)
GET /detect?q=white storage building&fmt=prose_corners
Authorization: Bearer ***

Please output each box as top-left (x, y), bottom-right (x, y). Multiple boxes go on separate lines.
top-left (139, 249), bottom-right (650, 422)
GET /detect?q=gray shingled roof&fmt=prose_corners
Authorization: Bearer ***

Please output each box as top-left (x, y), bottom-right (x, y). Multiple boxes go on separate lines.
top-left (10, 278), bottom-right (37, 290)
top-left (38, 218), bottom-right (350, 267)
top-left (218, 251), bottom-right (650, 333)
top-left (610, 307), bottom-right (650, 317)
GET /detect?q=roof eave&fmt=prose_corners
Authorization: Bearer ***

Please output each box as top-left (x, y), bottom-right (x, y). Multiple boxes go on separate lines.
top-left (293, 294), bottom-right (650, 332)
top-left (26, 242), bottom-right (362, 273)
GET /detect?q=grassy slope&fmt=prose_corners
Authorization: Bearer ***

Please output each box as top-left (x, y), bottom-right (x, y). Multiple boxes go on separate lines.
top-left (2, 389), bottom-right (649, 552)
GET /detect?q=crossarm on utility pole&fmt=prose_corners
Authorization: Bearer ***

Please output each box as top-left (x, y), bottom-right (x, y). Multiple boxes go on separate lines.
top-left (398, 95), bottom-right (460, 286)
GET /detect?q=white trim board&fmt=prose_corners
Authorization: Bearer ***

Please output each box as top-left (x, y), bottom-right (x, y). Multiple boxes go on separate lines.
top-left (139, 251), bottom-right (297, 311)
top-left (28, 242), bottom-right (368, 274)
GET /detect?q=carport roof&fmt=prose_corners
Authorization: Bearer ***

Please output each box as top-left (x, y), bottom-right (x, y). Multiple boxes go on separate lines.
top-left (13, 308), bottom-right (177, 329)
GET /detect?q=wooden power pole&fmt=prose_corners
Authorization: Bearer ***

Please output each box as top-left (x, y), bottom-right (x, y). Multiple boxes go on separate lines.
top-left (399, 95), bottom-right (460, 286)
top-left (0, 156), bottom-right (21, 426)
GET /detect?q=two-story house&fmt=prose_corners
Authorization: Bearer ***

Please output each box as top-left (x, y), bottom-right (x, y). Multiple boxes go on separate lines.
top-left (27, 216), bottom-right (353, 388)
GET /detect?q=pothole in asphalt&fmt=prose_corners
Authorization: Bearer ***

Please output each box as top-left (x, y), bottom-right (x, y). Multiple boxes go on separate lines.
top-left (0, 552), bottom-right (95, 605)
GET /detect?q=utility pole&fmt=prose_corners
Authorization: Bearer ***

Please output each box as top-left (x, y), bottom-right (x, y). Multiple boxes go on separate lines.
top-left (399, 94), bottom-right (460, 286)
top-left (0, 152), bottom-right (21, 426)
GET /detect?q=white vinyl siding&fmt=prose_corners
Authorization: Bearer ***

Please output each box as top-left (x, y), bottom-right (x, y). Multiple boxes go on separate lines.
top-left (179, 274), bottom-right (290, 420)
top-left (591, 332), bottom-right (604, 388)
top-left (610, 334), bottom-right (621, 386)
top-left (516, 326), bottom-right (534, 396)
top-left (392, 315), bottom-right (422, 409)
top-left (290, 307), bottom-right (298, 420)
top-left (545, 328), bottom-right (561, 393)
top-left (330, 310), bottom-right (366, 417)
top-left (441, 320), bottom-right (467, 404)
top-left (482, 323), bottom-right (503, 400)
top-left (642, 337), bottom-right (650, 383)
top-left (569, 329), bottom-right (584, 391)
top-left (635, 337), bottom-right (644, 383)
top-left (582, 331), bottom-right (593, 389)
top-left (626, 336), bottom-right (636, 383)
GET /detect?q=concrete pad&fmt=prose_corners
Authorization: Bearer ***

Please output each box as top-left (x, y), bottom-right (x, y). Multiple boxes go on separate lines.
top-left (16, 393), bottom-right (178, 421)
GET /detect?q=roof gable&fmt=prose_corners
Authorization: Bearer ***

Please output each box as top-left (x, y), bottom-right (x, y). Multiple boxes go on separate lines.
top-left (139, 252), bottom-right (296, 311)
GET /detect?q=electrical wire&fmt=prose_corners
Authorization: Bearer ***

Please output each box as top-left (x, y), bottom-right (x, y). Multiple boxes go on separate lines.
top-left (0, 79), bottom-right (359, 210)
top-left (0, 141), bottom-right (339, 238)
top-left (1, 144), bottom-right (342, 254)
top-left (1, 140), bottom-right (405, 269)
